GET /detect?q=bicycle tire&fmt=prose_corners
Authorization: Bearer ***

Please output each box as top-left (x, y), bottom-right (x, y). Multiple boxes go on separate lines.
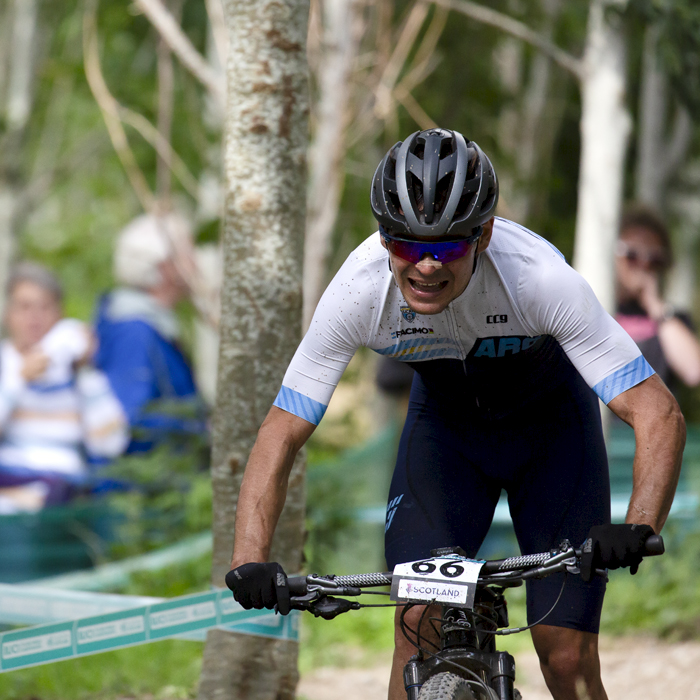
top-left (417, 672), bottom-right (477, 700)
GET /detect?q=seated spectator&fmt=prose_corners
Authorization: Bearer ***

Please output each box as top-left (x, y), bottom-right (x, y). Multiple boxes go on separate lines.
top-left (94, 213), bottom-right (206, 453)
top-left (0, 263), bottom-right (128, 512)
top-left (615, 204), bottom-right (700, 390)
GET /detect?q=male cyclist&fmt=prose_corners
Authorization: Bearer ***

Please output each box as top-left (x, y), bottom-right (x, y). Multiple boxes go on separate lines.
top-left (227, 128), bottom-right (684, 700)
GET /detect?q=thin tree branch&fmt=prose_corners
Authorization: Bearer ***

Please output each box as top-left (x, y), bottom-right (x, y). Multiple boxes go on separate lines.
top-left (203, 0), bottom-right (227, 70)
top-left (374, 1), bottom-right (431, 120)
top-left (661, 105), bottom-right (692, 186)
top-left (133, 0), bottom-right (224, 102)
top-left (157, 32), bottom-right (175, 204)
top-left (396, 5), bottom-right (448, 97)
top-left (394, 87), bottom-right (438, 129)
top-left (398, 4), bottom-right (448, 93)
top-left (118, 107), bottom-right (200, 198)
top-left (432, 0), bottom-right (583, 79)
top-left (83, 0), bottom-right (154, 212)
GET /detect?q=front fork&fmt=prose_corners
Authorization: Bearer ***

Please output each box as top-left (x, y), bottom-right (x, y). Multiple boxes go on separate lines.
top-left (403, 650), bottom-right (516, 700)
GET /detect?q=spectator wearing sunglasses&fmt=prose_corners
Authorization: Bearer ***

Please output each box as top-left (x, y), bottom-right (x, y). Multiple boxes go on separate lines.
top-left (615, 204), bottom-right (700, 389)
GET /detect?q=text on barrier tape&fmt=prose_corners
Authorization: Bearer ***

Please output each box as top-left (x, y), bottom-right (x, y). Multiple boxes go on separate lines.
top-left (0, 588), bottom-right (298, 672)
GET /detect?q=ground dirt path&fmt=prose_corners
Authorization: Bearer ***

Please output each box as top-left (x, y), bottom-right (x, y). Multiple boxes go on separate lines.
top-left (298, 636), bottom-right (700, 699)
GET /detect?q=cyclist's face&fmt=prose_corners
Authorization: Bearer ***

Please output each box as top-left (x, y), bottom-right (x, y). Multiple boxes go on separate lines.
top-left (383, 218), bottom-right (494, 315)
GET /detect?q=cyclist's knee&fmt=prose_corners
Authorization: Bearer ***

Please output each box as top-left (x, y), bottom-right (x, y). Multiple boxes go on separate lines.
top-left (532, 626), bottom-right (601, 684)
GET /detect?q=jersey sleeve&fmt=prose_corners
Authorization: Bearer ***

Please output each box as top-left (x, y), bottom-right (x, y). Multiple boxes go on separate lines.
top-left (520, 253), bottom-right (654, 403)
top-left (273, 253), bottom-right (378, 425)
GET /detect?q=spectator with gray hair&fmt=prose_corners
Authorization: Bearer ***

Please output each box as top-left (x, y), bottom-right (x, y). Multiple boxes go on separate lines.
top-left (0, 262), bottom-right (128, 512)
top-left (94, 213), bottom-right (206, 454)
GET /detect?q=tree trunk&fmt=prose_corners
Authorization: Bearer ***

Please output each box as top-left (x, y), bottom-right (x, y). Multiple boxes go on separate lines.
top-left (496, 0), bottom-right (561, 223)
top-left (634, 23), bottom-right (693, 215)
top-left (0, 0), bottom-right (39, 317)
top-left (572, 0), bottom-right (630, 313)
top-left (303, 0), bottom-right (361, 329)
top-left (197, 1), bottom-right (309, 698)
top-left (667, 161), bottom-right (700, 309)
top-left (635, 24), bottom-right (666, 211)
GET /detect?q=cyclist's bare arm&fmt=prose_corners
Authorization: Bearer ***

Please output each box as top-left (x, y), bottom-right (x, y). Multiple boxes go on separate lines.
top-left (230, 407), bottom-right (315, 568)
top-left (608, 374), bottom-right (685, 533)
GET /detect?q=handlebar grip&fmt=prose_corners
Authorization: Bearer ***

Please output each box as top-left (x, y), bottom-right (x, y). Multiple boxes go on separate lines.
top-left (643, 534), bottom-right (665, 556)
top-left (287, 575), bottom-right (308, 596)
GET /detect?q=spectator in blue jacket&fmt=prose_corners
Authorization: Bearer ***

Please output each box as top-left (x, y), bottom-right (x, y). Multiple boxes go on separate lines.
top-left (95, 214), bottom-right (207, 454)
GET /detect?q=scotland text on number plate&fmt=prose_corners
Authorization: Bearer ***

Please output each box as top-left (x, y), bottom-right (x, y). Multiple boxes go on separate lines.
top-left (390, 557), bottom-right (485, 609)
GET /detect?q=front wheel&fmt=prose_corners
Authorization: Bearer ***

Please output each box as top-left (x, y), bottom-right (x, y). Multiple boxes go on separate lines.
top-left (417, 672), bottom-right (477, 700)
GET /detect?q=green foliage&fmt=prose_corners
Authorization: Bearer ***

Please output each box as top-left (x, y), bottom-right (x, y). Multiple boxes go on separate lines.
top-left (299, 603), bottom-right (395, 672)
top-left (120, 553), bottom-right (212, 598)
top-left (0, 640), bottom-right (203, 699)
top-left (601, 524), bottom-right (700, 639)
top-left (102, 419), bottom-right (211, 557)
top-left (304, 425), bottom-right (397, 575)
top-left (626, 0), bottom-right (700, 118)
top-left (13, 0), bottom-right (217, 327)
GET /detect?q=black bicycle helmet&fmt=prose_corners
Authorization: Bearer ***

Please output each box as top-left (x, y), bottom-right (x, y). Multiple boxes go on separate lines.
top-left (370, 128), bottom-right (498, 241)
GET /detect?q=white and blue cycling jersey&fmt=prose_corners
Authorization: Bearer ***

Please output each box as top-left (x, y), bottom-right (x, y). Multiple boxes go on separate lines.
top-left (275, 217), bottom-right (654, 424)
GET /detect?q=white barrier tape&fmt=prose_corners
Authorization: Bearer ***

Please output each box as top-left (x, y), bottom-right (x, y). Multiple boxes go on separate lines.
top-left (0, 584), bottom-right (161, 626)
top-left (0, 588), bottom-right (298, 672)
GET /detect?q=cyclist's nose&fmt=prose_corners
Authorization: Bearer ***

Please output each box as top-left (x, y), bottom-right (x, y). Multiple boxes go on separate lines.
top-left (415, 254), bottom-right (442, 274)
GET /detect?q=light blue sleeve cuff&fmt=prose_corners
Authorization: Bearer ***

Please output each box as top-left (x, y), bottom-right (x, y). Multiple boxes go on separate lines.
top-left (273, 386), bottom-right (327, 426)
top-left (593, 355), bottom-right (655, 404)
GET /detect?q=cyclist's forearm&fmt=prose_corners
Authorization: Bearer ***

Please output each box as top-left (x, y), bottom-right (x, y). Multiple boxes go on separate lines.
top-left (609, 375), bottom-right (685, 532)
top-left (231, 407), bottom-right (314, 567)
top-left (626, 416), bottom-right (684, 532)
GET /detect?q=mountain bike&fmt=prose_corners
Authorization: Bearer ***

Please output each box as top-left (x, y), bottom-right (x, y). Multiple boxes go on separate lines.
top-left (288, 535), bottom-right (664, 700)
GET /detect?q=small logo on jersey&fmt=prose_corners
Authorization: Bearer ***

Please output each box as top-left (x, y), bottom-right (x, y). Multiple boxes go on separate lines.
top-left (469, 335), bottom-right (544, 358)
top-left (401, 306), bottom-right (417, 323)
top-left (391, 327), bottom-right (434, 339)
top-left (486, 314), bottom-right (508, 324)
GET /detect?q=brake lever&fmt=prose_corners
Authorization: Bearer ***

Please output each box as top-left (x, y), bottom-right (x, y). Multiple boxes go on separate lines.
top-left (293, 595), bottom-right (361, 620)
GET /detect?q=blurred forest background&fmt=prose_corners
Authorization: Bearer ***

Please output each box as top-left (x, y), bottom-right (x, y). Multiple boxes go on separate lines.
top-left (2, 0), bottom-right (700, 697)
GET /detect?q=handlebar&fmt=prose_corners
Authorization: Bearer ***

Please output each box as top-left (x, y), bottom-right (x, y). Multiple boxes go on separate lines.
top-left (644, 534), bottom-right (665, 555)
top-left (288, 534), bottom-right (665, 607)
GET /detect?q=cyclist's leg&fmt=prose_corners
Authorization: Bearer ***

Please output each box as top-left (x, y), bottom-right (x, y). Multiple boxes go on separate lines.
top-left (385, 392), bottom-right (501, 700)
top-left (530, 626), bottom-right (607, 700)
top-left (506, 376), bottom-right (610, 699)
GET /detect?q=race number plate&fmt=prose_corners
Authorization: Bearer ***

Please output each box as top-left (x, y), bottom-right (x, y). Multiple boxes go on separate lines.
top-left (390, 557), bottom-right (485, 609)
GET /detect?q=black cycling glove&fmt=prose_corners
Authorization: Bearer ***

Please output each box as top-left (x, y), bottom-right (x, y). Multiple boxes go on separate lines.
top-left (225, 562), bottom-right (291, 615)
top-left (580, 523), bottom-right (654, 582)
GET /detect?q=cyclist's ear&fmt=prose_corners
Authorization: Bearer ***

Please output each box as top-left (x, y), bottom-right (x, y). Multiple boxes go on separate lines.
top-left (476, 217), bottom-right (495, 255)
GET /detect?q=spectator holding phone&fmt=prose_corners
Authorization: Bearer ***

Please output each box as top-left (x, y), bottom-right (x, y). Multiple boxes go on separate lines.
top-left (615, 204), bottom-right (700, 391)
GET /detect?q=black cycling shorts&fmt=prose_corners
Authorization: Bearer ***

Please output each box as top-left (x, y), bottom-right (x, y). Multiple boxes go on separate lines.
top-left (384, 369), bottom-right (610, 634)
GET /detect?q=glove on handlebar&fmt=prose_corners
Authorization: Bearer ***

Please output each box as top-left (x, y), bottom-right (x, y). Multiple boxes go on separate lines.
top-left (225, 562), bottom-right (291, 615)
top-left (580, 523), bottom-right (654, 583)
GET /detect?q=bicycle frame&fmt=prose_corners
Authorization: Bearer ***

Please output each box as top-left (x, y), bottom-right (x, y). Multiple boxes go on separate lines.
top-left (402, 585), bottom-right (518, 700)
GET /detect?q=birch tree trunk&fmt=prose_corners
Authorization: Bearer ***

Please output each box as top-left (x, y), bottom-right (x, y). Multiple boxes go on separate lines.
top-left (0, 0), bottom-right (39, 317)
top-left (496, 0), bottom-right (561, 223)
top-left (572, 0), bottom-right (630, 313)
top-left (198, 1), bottom-right (309, 698)
top-left (668, 162), bottom-right (700, 309)
top-left (303, 0), bottom-right (361, 328)
top-left (635, 23), bottom-right (692, 213)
